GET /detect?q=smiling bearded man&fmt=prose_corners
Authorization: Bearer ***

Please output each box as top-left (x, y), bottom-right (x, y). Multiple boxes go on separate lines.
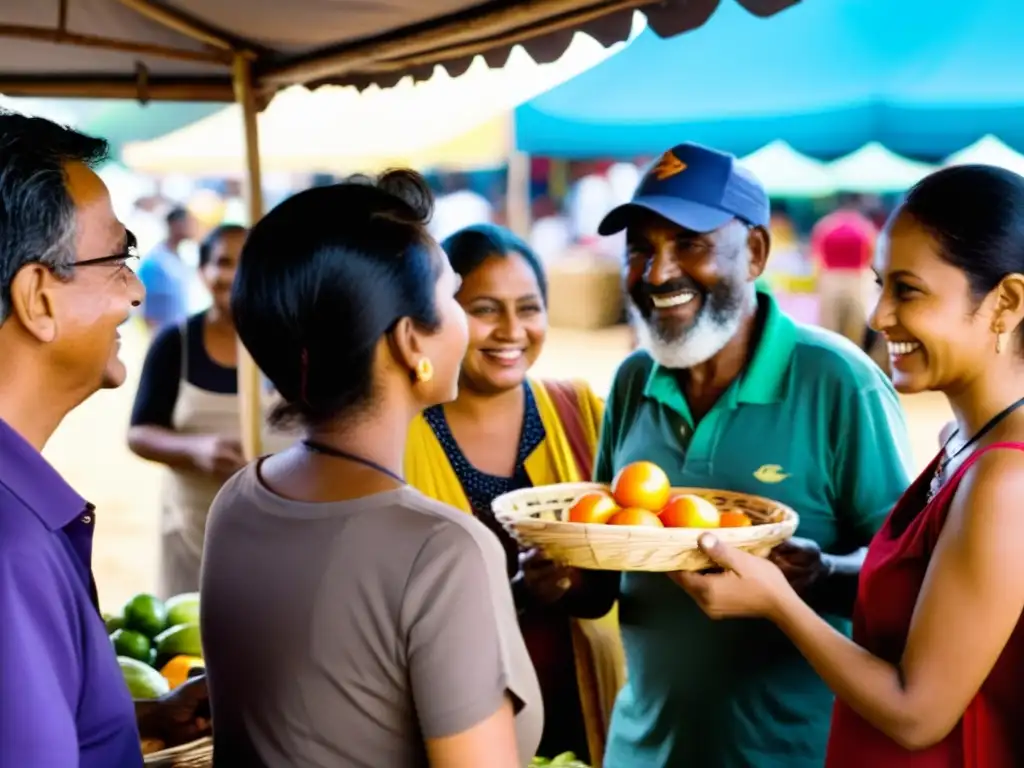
top-left (628, 208), bottom-right (755, 371)
top-left (576, 142), bottom-right (916, 768)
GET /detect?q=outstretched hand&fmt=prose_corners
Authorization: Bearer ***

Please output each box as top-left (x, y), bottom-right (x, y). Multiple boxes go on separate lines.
top-left (669, 533), bottom-right (797, 620)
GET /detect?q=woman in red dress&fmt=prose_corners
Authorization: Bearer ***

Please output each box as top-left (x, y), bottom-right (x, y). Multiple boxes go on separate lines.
top-left (673, 164), bottom-right (1024, 767)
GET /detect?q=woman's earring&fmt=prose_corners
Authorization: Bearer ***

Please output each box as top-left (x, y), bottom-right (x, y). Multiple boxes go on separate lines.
top-left (414, 358), bottom-right (434, 384)
top-left (997, 331), bottom-right (1007, 355)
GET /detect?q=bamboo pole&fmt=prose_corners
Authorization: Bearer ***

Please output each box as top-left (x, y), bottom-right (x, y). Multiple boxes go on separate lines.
top-left (0, 24), bottom-right (231, 63)
top-left (231, 54), bottom-right (266, 461)
top-left (0, 78), bottom-right (234, 101)
top-left (114, 0), bottom-right (238, 51)
top-left (506, 112), bottom-right (532, 240)
top-left (506, 152), bottom-right (532, 240)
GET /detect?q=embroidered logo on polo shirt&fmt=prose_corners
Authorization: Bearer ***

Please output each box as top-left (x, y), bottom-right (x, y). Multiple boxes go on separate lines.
top-left (753, 464), bottom-right (789, 484)
top-left (652, 151), bottom-right (687, 181)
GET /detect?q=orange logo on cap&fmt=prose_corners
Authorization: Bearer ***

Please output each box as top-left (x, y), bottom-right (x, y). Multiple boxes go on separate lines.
top-left (652, 151), bottom-right (687, 181)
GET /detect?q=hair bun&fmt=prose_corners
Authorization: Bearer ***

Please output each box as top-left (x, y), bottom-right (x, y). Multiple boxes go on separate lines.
top-left (375, 168), bottom-right (434, 225)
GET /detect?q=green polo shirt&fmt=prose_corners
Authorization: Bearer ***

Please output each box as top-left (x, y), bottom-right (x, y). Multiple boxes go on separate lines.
top-left (599, 289), bottom-right (913, 768)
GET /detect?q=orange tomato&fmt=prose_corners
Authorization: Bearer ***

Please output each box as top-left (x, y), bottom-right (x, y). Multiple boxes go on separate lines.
top-left (160, 655), bottom-right (205, 689)
top-left (720, 510), bottom-right (753, 527)
top-left (611, 461), bottom-right (671, 511)
top-left (659, 494), bottom-right (721, 528)
top-left (568, 491), bottom-right (620, 524)
top-left (608, 507), bottom-right (664, 527)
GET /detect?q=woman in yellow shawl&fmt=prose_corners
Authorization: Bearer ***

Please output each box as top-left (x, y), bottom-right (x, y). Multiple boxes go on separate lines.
top-left (405, 224), bottom-right (623, 765)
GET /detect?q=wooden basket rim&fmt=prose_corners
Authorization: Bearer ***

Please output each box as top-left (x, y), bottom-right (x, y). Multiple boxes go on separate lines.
top-left (144, 736), bottom-right (212, 764)
top-left (490, 482), bottom-right (799, 571)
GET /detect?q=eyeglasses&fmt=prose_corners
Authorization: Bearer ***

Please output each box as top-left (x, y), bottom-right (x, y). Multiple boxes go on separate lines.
top-left (72, 230), bottom-right (140, 271)
top-left (74, 251), bottom-right (140, 270)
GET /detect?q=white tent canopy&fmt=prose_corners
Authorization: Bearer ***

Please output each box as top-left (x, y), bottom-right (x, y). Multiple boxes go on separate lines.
top-left (945, 134), bottom-right (1024, 175)
top-left (738, 140), bottom-right (835, 197)
top-left (828, 141), bottom-right (936, 194)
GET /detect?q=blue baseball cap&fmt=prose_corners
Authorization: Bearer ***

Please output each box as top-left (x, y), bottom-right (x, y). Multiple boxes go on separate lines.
top-left (598, 142), bottom-right (770, 236)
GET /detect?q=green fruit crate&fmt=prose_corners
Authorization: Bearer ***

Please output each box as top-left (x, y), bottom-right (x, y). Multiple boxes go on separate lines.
top-left (144, 737), bottom-right (212, 767)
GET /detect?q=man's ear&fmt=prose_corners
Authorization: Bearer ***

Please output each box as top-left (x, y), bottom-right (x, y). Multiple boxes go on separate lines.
top-left (747, 225), bottom-right (770, 281)
top-left (9, 264), bottom-right (59, 343)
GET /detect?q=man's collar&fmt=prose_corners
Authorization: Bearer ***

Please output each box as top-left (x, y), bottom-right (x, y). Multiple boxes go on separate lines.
top-left (642, 286), bottom-right (797, 408)
top-left (0, 418), bottom-right (89, 530)
top-left (735, 288), bottom-right (798, 405)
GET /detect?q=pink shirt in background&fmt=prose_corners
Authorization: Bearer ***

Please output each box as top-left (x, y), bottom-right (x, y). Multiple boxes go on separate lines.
top-left (811, 209), bottom-right (879, 271)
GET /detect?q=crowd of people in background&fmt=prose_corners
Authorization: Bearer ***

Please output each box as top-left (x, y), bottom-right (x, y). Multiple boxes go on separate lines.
top-left (126, 160), bottom-right (896, 374)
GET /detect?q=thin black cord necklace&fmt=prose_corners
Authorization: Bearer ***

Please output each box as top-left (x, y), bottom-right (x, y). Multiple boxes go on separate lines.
top-left (302, 439), bottom-right (406, 485)
top-left (928, 394), bottom-right (1024, 501)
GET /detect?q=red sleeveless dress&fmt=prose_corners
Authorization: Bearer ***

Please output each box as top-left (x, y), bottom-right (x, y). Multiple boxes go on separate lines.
top-left (826, 442), bottom-right (1024, 767)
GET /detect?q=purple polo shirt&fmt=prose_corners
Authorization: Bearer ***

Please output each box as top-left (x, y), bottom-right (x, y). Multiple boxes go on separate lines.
top-left (0, 419), bottom-right (142, 767)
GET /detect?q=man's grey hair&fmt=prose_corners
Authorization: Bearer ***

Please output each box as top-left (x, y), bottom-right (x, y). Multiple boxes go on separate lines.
top-left (0, 110), bottom-right (109, 323)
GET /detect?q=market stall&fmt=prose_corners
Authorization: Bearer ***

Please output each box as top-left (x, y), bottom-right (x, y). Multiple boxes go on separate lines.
top-left (1, 0), bottom-right (801, 461)
top-left (2, 4), bottom-right (808, 765)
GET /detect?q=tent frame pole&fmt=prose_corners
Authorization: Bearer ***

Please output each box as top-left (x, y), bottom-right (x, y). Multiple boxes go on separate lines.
top-left (507, 152), bottom-right (532, 240)
top-left (232, 53), bottom-right (265, 461)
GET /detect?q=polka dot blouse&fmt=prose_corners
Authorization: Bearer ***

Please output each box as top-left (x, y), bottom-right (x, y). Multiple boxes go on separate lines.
top-left (422, 383), bottom-right (546, 572)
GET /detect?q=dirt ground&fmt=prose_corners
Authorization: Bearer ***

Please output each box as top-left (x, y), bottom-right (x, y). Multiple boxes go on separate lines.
top-left (42, 319), bottom-right (952, 612)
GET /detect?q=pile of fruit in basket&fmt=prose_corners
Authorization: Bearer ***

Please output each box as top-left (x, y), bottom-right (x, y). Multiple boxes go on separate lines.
top-left (568, 461), bottom-right (754, 528)
top-left (103, 591), bottom-right (204, 700)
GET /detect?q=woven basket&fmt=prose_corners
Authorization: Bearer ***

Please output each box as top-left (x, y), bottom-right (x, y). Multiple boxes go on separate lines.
top-left (144, 737), bottom-right (212, 767)
top-left (493, 482), bottom-right (799, 572)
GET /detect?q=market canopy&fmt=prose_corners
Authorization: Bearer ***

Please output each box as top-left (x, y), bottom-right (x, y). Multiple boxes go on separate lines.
top-left (738, 140), bottom-right (835, 197)
top-left (515, 0), bottom-right (1024, 160)
top-left (828, 142), bottom-right (936, 195)
top-left (0, 0), bottom-right (799, 104)
top-left (121, 31), bottom-right (625, 176)
top-left (946, 135), bottom-right (1024, 176)
top-left (0, 0), bottom-right (802, 466)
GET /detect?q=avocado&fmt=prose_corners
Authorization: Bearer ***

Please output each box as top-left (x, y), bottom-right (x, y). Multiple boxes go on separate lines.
top-left (154, 622), bottom-right (202, 659)
top-left (118, 656), bottom-right (170, 699)
top-left (103, 612), bottom-right (125, 634)
top-left (110, 629), bottom-right (152, 663)
top-left (122, 593), bottom-right (168, 639)
top-left (164, 592), bottom-right (200, 627)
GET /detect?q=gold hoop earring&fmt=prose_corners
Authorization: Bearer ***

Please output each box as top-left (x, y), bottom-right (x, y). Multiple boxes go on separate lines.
top-left (414, 358), bottom-right (434, 383)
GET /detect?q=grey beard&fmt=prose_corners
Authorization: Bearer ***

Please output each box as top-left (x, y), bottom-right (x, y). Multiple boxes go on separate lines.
top-left (630, 283), bottom-right (754, 370)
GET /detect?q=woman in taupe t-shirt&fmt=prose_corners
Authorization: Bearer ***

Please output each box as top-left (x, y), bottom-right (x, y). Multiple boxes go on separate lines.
top-left (199, 170), bottom-right (543, 767)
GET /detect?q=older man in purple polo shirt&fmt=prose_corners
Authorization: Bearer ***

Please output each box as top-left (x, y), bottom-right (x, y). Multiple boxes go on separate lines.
top-left (0, 111), bottom-right (210, 767)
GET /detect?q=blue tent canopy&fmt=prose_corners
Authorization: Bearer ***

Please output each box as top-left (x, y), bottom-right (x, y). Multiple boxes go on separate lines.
top-left (515, 0), bottom-right (1024, 160)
